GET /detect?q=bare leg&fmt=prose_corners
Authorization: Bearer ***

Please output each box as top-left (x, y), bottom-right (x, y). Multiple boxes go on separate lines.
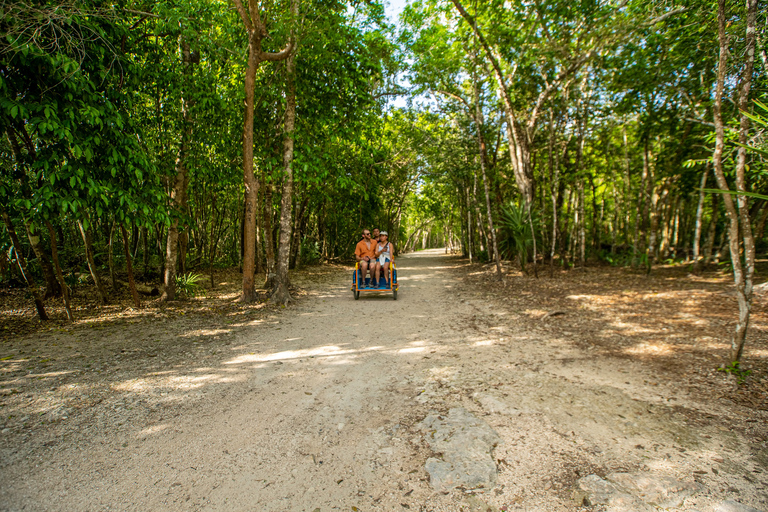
top-left (374, 261), bottom-right (381, 285)
top-left (382, 262), bottom-right (390, 284)
top-left (360, 260), bottom-right (369, 284)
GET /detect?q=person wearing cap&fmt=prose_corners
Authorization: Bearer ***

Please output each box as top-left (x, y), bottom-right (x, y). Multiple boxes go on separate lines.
top-left (374, 231), bottom-right (395, 286)
top-left (354, 228), bottom-right (378, 285)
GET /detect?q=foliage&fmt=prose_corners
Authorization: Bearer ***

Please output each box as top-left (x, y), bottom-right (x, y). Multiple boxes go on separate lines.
top-left (174, 273), bottom-right (203, 298)
top-left (717, 361), bottom-right (752, 385)
top-left (498, 202), bottom-right (540, 269)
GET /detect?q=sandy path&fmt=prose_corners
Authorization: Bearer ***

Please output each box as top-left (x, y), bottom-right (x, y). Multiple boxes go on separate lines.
top-left (1, 250), bottom-right (766, 511)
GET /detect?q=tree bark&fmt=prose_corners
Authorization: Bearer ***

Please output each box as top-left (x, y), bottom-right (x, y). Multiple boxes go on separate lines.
top-left (163, 38), bottom-right (194, 301)
top-left (262, 177), bottom-right (276, 290)
top-left (2, 208), bottom-right (48, 320)
top-left (272, 32), bottom-right (298, 305)
top-left (692, 164), bottom-right (709, 272)
top-left (232, 0), bottom-right (295, 302)
top-left (44, 221), bottom-right (73, 322)
top-left (471, 65), bottom-right (503, 280)
top-left (78, 221), bottom-right (107, 304)
top-left (704, 192), bottom-right (719, 265)
top-left (711, 0), bottom-right (758, 362)
top-left (120, 224), bottom-right (141, 308)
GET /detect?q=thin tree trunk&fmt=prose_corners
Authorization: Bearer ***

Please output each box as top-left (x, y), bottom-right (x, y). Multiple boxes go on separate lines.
top-left (142, 226), bottom-right (149, 274)
top-left (233, 0), bottom-right (294, 302)
top-left (44, 221), bottom-right (73, 322)
top-left (692, 164), bottom-right (709, 272)
top-left (711, 0), bottom-right (758, 362)
top-left (272, 33), bottom-right (298, 305)
top-left (2, 208), bottom-right (48, 320)
top-left (209, 194), bottom-right (218, 289)
top-left (23, 220), bottom-right (60, 298)
top-left (578, 179), bottom-right (586, 266)
top-left (472, 171), bottom-right (485, 252)
top-left (163, 38), bottom-right (194, 301)
top-left (262, 178), bottom-right (276, 290)
top-left (120, 224), bottom-right (141, 308)
top-left (78, 221), bottom-right (107, 304)
top-left (559, 187), bottom-right (571, 269)
top-left (472, 68), bottom-right (502, 280)
top-left (466, 187), bottom-right (473, 262)
top-left (622, 126), bottom-right (632, 247)
top-left (108, 221), bottom-right (117, 289)
top-left (704, 192), bottom-right (719, 265)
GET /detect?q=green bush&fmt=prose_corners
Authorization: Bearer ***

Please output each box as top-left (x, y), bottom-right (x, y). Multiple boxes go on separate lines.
top-left (175, 273), bottom-right (203, 297)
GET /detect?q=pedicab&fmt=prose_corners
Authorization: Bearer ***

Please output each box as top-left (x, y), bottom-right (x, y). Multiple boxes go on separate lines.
top-left (351, 261), bottom-right (398, 300)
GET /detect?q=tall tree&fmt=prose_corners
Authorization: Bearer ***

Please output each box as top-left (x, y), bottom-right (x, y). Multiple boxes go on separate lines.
top-left (232, 0), bottom-right (295, 302)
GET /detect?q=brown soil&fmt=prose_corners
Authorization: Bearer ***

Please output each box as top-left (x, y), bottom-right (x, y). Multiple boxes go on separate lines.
top-left (0, 251), bottom-right (766, 511)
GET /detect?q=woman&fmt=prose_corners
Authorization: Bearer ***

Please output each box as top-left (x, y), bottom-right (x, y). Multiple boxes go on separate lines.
top-left (374, 231), bottom-right (395, 286)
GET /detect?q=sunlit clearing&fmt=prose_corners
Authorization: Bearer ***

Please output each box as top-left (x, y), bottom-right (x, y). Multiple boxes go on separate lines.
top-left (624, 342), bottom-right (674, 356)
top-left (137, 424), bottom-right (170, 438)
top-left (195, 329), bottom-right (231, 336)
top-left (23, 370), bottom-right (74, 378)
top-left (429, 366), bottom-right (457, 378)
top-left (398, 346), bottom-right (427, 354)
top-left (169, 374), bottom-right (216, 389)
top-left (225, 345), bottom-right (384, 364)
top-left (113, 378), bottom-right (153, 392)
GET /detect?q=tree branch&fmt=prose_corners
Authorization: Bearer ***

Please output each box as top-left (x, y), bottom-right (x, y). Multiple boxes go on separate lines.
top-left (231, 0), bottom-right (254, 32)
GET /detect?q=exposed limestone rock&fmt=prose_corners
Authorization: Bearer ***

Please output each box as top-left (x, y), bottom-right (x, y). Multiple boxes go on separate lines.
top-left (419, 407), bottom-right (501, 491)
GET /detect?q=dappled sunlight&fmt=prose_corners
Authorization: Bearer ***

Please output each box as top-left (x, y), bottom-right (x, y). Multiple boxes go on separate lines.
top-left (225, 344), bottom-right (386, 365)
top-left (137, 424), bottom-right (170, 438)
top-left (473, 339), bottom-right (496, 347)
top-left (398, 346), bottom-right (427, 354)
top-left (623, 342), bottom-right (675, 356)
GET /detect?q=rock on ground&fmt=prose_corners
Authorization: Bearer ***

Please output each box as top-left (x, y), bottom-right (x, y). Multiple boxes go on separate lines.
top-left (715, 501), bottom-right (766, 512)
top-left (577, 472), bottom-right (703, 511)
top-left (607, 472), bottom-right (700, 508)
top-left (419, 407), bottom-right (501, 491)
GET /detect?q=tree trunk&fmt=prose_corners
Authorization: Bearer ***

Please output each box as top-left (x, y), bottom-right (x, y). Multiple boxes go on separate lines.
top-left (692, 164), bottom-right (709, 272)
top-left (2, 208), bottom-right (48, 320)
top-left (466, 187), bottom-right (473, 262)
top-left (121, 224), bottom-right (141, 308)
top-left (559, 186), bottom-right (571, 269)
top-left (262, 178), bottom-right (277, 290)
top-left (78, 221), bottom-right (107, 304)
top-left (233, 0), bottom-right (294, 302)
top-left (272, 40), bottom-right (298, 305)
top-left (209, 194), bottom-right (218, 289)
top-left (704, 192), bottom-right (719, 265)
top-left (23, 220), bottom-right (60, 298)
top-left (578, 179), bottom-right (586, 266)
top-left (163, 38), bottom-right (194, 301)
top-left (44, 221), bottom-right (73, 322)
top-left (711, 0), bottom-right (758, 362)
top-left (108, 221), bottom-right (117, 289)
top-left (472, 69), bottom-right (503, 280)
top-left (142, 226), bottom-right (149, 274)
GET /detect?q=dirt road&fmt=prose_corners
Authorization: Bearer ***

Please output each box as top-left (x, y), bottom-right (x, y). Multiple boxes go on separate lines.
top-left (1, 250), bottom-right (766, 511)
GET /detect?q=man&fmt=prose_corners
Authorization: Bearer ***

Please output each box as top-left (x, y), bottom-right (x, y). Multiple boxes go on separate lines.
top-left (354, 229), bottom-right (378, 286)
top-left (371, 228), bottom-right (380, 241)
